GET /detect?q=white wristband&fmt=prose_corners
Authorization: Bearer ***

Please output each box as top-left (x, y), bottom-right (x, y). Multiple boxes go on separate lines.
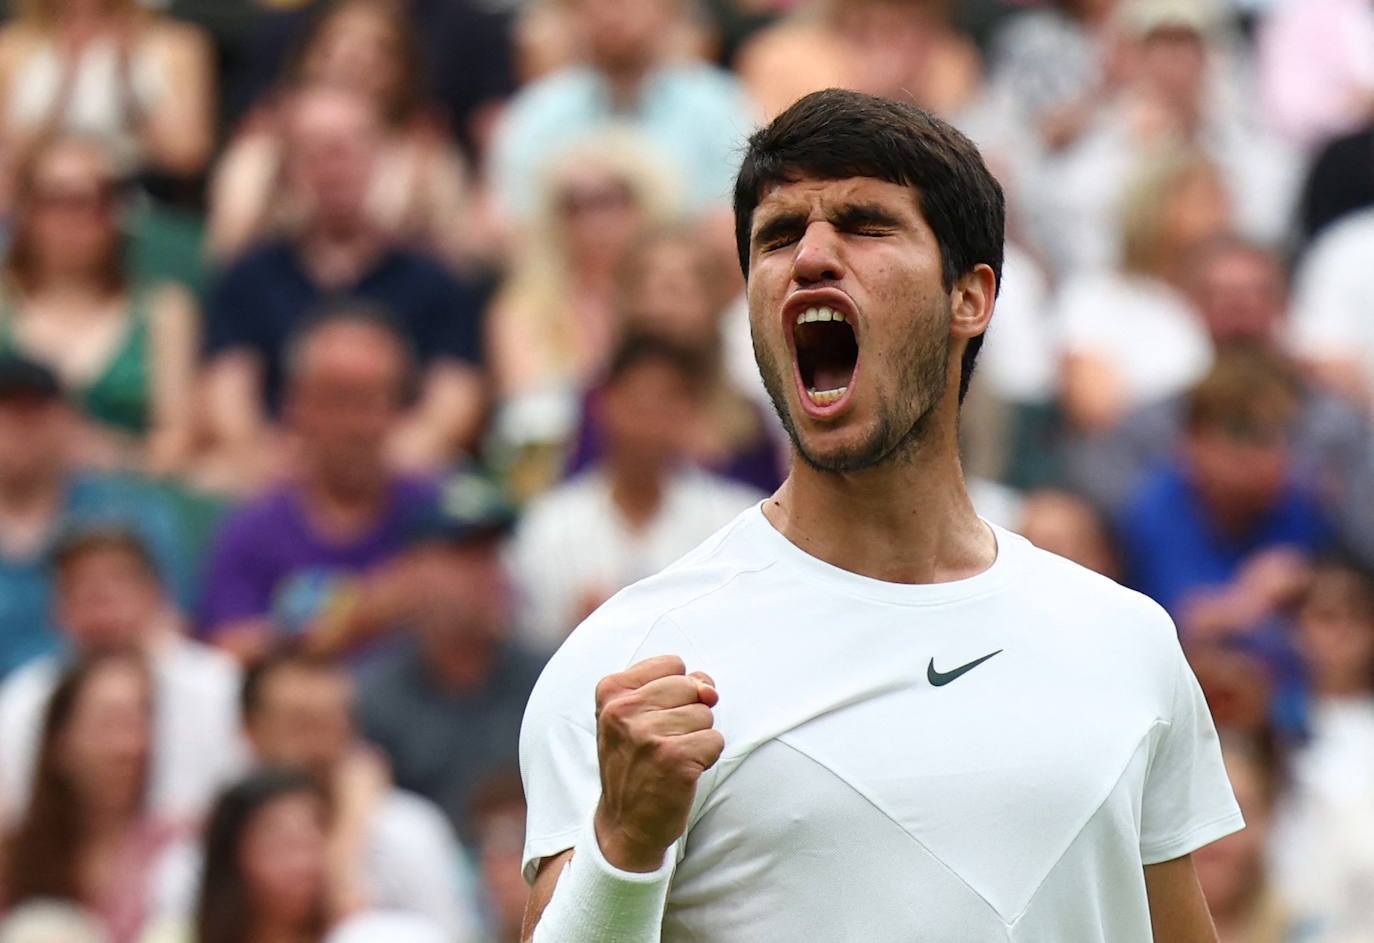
top-left (531, 811), bottom-right (674, 943)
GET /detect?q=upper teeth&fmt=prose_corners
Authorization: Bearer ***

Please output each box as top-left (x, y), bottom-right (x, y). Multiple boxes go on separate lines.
top-left (796, 306), bottom-right (847, 325)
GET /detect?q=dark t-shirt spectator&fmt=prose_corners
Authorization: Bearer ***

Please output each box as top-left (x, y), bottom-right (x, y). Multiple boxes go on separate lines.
top-left (205, 242), bottom-right (484, 414)
top-left (199, 475), bottom-right (437, 637)
top-left (1298, 123), bottom-right (1374, 249)
top-left (1116, 461), bottom-right (1333, 615)
top-left (356, 638), bottom-right (545, 842)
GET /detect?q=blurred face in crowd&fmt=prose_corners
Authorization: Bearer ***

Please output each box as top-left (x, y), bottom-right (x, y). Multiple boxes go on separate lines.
top-left (238, 790), bottom-right (330, 930)
top-left (1159, 165), bottom-right (1229, 261)
top-left (556, 167), bottom-right (645, 277)
top-left (300, 1), bottom-right (407, 114)
top-left (474, 797), bottom-right (529, 941)
top-left (1193, 745), bottom-right (1272, 919)
top-left (599, 356), bottom-right (702, 473)
top-left (1185, 394), bottom-right (1296, 532)
top-left (620, 237), bottom-right (722, 346)
top-left (1134, 26), bottom-right (1207, 113)
top-left (573, 0), bottom-right (675, 71)
top-left (410, 539), bottom-right (513, 648)
top-left (19, 140), bottom-right (120, 283)
top-left (1190, 646), bottom-right (1273, 737)
top-left (54, 545), bottom-right (162, 653)
top-left (286, 320), bottom-right (406, 495)
top-left (58, 658), bottom-right (151, 818)
top-left (282, 88), bottom-right (381, 233)
top-left (247, 664), bottom-right (354, 779)
top-left (1296, 568), bottom-right (1374, 697)
top-left (1017, 490), bottom-right (1120, 580)
top-left (1190, 244), bottom-right (1287, 347)
top-left (0, 394), bottom-right (69, 492)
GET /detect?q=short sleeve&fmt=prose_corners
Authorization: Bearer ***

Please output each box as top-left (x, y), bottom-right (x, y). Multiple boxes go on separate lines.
top-left (1139, 636), bottom-right (1245, 865)
top-left (197, 509), bottom-right (276, 633)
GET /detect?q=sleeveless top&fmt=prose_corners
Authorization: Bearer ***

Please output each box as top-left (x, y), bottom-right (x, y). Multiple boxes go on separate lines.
top-left (0, 286), bottom-right (153, 434)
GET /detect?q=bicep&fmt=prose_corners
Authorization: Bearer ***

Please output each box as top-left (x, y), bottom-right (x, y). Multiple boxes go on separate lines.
top-left (1143, 855), bottom-right (1217, 943)
top-left (521, 849), bottom-right (574, 943)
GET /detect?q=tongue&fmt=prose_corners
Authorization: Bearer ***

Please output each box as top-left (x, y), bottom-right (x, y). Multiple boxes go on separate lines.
top-left (813, 363), bottom-right (852, 393)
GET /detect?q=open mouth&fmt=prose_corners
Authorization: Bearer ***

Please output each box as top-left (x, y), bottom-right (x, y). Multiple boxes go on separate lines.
top-left (794, 306), bottom-right (858, 407)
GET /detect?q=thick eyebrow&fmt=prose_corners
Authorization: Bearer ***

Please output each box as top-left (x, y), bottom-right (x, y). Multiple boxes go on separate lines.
top-left (751, 209), bottom-right (808, 249)
top-left (830, 203), bottom-right (905, 231)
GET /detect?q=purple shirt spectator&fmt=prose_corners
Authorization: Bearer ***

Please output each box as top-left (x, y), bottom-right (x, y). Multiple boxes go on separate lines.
top-left (200, 476), bottom-right (438, 640)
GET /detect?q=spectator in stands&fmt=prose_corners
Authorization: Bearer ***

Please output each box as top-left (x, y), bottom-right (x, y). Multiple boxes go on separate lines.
top-left (1116, 346), bottom-right (1332, 616)
top-left (199, 307), bottom-right (439, 662)
top-left (1269, 561), bottom-right (1374, 940)
top-left (0, 0), bottom-right (215, 206)
top-left (1055, 146), bottom-right (1223, 433)
top-left (1295, 117), bottom-right (1374, 248)
top-left (207, 0), bottom-right (481, 271)
top-left (356, 466), bottom-right (544, 841)
top-left (509, 333), bottom-right (765, 651)
top-left (465, 771), bottom-right (527, 943)
top-left (0, 526), bottom-right (242, 829)
top-left (202, 86), bottom-right (485, 484)
top-left (563, 225), bottom-right (783, 495)
top-left (1066, 236), bottom-right (1374, 559)
top-left (236, 651), bottom-right (481, 940)
top-left (0, 353), bottom-right (190, 679)
top-left (736, 0), bottom-right (982, 121)
top-left (1022, 0), bottom-right (1296, 276)
top-left (488, 0), bottom-right (754, 223)
top-left (3, 653), bottom-right (183, 943)
top-left (1255, 0), bottom-right (1374, 155)
top-left (1, 135), bottom-right (198, 474)
top-left (1288, 206), bottom-right (1374, 411)
top-left (1015, 489), bottom-right (1122, 579)
top-left (1195, 732), bottom-right (1304, 942)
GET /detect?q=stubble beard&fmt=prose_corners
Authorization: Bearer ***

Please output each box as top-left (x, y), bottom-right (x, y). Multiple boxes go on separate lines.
top-left (753, 302), bottom-right (951, 475)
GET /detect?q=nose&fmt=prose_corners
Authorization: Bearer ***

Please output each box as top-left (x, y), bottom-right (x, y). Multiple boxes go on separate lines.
top-left (791, 223), bottom-right (845, 286)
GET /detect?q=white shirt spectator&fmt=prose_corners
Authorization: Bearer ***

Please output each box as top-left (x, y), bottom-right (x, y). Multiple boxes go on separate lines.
top-left (980, 243), bottom-right (1058, 404)
top-left (0, 632), bottom-right (244, 826)
top-left (1289, 207), bottom-right (1374, 398)
top-left (1056, 271), bottom-right (1214, 409)
top-left (509, 468), bottom-right (765, 652)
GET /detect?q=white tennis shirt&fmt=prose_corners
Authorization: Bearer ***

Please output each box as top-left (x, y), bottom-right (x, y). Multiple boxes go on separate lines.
top-left (520, 505), bottom-right (1242, 942)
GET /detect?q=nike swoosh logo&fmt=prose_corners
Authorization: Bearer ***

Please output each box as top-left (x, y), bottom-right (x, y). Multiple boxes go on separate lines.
top-left (927, 649), bottom-right (1003, 687)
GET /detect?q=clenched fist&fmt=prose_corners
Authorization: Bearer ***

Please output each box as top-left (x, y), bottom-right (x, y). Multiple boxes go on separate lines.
top-left (593, 654), bottom-right (725, 873)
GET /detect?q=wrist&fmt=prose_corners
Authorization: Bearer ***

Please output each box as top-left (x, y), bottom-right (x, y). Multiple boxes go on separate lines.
top-left (593, 803), bottom-right (669, 874)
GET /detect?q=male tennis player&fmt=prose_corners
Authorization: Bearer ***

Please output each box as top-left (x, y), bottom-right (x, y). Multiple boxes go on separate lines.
top-left (518, 88), bottom-right (1242, 942)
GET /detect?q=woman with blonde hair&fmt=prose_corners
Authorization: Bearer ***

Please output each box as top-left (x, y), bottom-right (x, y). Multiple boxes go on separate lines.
top-left (1054, 146), bottom-right (1228, 432)
top-left (206, 0), bottom-right (479, 270)
top-left (0, 0), bottom-right (214, 204)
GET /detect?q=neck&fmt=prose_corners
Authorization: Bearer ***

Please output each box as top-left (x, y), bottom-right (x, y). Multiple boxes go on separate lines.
top-left (1315, 677), bottom-right (1372, 700)
top-left (22, 272), bottom-right (112, 304)
top-left (298, 223), bottom-right (383, 290)
top-left (82, 799), bottom-right (138, 842)
top-left (299, 463), bottom-right (389, 532)
top-left (608, 459), bottom-right (667, 531)
top-left (599, 57), bottom-right (652, 110)
top-left (249, 916), bottom-right (314, 943)
top-left (426, 634), bottom-right (496, 692)
top-left (765, 412), bottom-right (995, 584)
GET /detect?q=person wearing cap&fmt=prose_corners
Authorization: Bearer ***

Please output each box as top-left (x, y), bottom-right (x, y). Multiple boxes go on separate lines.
top-left (0, 352), bottom-right (190, 679)
top-left (0, 526), bottom-right (244, 829)
top-left (198, 305), bottom-right (442, 664)
top-left (355, 465), bottom-right (546, 843)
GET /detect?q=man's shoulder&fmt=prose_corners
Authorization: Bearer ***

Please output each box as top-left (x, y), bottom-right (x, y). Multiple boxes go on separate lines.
top-left (213, 486), bottom-right (298, 540)
top-left (218, 240), bottom-right (296, 280)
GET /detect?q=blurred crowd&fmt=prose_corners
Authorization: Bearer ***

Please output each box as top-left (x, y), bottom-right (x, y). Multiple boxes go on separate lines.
top-left (0, 0), bottom-right (1366, 940)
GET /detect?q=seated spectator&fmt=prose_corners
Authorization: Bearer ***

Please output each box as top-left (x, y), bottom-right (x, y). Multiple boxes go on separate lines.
top-left (509, 333), bottom-right (766, 650)
top-left (465, 771), bottom-right (527, 943)
top-left (356, 467), bottom-right (545, 841)
top-left (1269, 562), bottom-right (1374, 939)
top-left (207, 1), bottom-right (481, 271)
top-left (1054, 147), bottom-right (1224, 433)
top-left (0, 353), bottom-right (191, 679)
top-left (562, 225), bottom-right (784, 495)
top-left (736, 0), bottom-right (982, 121)
top-left (1, 135), bottom-right (198, 474)
top-left (1194, 732), bottom-right (1304, 942)
top-left (198, 308), bottom-right (440, 662)
top-left (1295, 118), bottom-right (1374, 248)
top-left (202, 87), bottom-right (485, 485)
top-left (232, 651), bottom-right (481, 940)
top-left (0, 902), bottom-right (109, 943)
top-left (0, 0), bottom-right (214, 204)
top-left (0, 526), bottom-right (242, 829)
top-left (3, 654), bottom-right (185, 943)
top-left (1066, 236), bottom-right (1374, 558)
top-left (1116, 346), bottom-right (1333, 616)
top-left (1021, 0), bottom-right (1297, 276)
top-left (487, 133), bottom-right (679, 403)
top-left (1288, 205), bottom-right (1374, 411)
top-left (1015, 489), bottom-right (1122, 580)
top-left (488, 0), bottom-right (754, 224)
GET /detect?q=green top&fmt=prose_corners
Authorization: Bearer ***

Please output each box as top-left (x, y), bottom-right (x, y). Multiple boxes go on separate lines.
top-left (0, 285), bottom-right (153, 435)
